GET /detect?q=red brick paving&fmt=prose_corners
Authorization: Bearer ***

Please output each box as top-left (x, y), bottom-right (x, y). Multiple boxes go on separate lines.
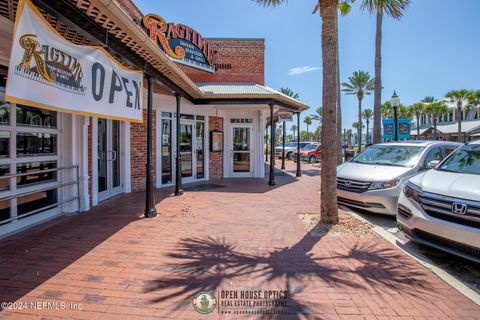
top-left (0, 162), bottom-right (479, 319)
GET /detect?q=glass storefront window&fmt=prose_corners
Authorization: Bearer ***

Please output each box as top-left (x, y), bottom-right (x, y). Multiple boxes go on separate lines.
top-left (0, 79), bottom-right (7, 126)
top-left (17, 189), bottom-right (58, 217)
top-left (161, 119), bottom-right (172, 184)
top-left (16, 133), bottom-right (57, 157)
top-left (0, 131), bottom-right (9, 158)
top-left (17, 161), bottom-right (57, 188)
top-left (16, 105), bottom-right (57, 128)
top-left (0, 199), bottom-right (9, 223)
top-left (196, 121), bottom-right (204, 179)
top-left (0, 165), bottom-right (9, 191)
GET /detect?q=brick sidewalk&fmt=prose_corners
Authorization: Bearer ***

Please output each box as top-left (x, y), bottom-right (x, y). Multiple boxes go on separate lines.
top-left (0, 162), bottom-right (479, 319)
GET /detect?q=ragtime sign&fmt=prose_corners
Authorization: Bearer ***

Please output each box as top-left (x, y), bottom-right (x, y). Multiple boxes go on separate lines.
top-left (143, 14), bottom-right (215, 73)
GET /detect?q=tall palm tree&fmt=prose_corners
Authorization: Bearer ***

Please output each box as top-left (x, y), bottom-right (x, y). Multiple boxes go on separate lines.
top-left (381, 100), bottom-right (392, 119)
top-left (360, 0), bottom-right (410, 144)
top-left (290, 124), bottom-right (298, 140)
top-left (311, 106), bottom-right (322, 121)
top-left (445, 90), bottom-right (471, 143)
top-left (422, 96), bottom-right (436, 103)
top-left (410, 102), bottom-right (426, 140)
top-left (342, 70), bottom-right (375, 152)
top-left (257, 0), bottom-right (342, 223)
top-left (361, 108), bottom-right (373, 145)
top-left (279, 87), bottom-right (300, 100)
top-left (425, 101), bottom-right (449, 140)
top-left (304, 116), bottom-right (313, 137)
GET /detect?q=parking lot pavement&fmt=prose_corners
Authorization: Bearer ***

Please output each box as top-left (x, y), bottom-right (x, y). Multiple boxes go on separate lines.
top-left (340, 205), bottom-right (480, 298)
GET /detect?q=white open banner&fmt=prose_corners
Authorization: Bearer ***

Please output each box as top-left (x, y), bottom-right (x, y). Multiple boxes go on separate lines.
top-left (6, 0), bottom-right (144, 122)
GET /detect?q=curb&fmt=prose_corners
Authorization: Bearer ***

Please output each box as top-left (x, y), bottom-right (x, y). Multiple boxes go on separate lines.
top-left (347, 209), bottom-right (480, 307)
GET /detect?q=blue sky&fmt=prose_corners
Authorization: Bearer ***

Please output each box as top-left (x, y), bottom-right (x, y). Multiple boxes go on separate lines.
top-left (135, 0), bottom-right (480, 131)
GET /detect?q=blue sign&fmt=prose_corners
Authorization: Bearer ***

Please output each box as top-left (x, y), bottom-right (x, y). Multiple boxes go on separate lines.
top-left (383, 119), bottom-right (395, 139)
top-left (398, 119), bottom-right (411, 139)
top-left (383, 119), bottom-right (411, 139)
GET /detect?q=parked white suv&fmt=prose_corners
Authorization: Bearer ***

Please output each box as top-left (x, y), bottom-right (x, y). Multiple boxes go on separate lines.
top-left (397, 140), bottom-right (480, 263)
top-left (336, 141), bottom-right (461, 215)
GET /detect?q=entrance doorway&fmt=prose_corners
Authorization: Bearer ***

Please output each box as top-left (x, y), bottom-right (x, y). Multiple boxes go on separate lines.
top-left (97, 119), bottom-right (123, 202)
top-left (179, 117), bottom-right (205, 183)
top-left (231, 124), bottom-right (253, 177)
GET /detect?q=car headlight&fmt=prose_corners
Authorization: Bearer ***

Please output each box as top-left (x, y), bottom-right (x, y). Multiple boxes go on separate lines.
top-left (368, 180), bottom-right (399, 190)
top-left (403, 181), bottom-right (422, 203)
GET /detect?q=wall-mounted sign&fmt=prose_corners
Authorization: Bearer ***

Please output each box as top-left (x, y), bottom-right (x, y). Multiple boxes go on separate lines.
top-left (210, 130), bottom-right (223, 152)
top-left (143, 14), bottom-right (215, 73)
top-left (278, 112), bottom-right (293, 122)
top-left (6, 0), bottom-right (144, 122)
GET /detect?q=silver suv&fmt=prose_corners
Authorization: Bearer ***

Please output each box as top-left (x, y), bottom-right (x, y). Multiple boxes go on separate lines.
top-left (397, 140), bottom-right (480, 263)
top-left (336, 141), bottom-right (461, 215)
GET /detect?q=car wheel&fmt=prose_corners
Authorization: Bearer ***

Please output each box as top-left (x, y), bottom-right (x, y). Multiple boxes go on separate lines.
top-left (287, 152), bottom-right (293, 160)
top-left (308, 155), bottom-right (316, 163)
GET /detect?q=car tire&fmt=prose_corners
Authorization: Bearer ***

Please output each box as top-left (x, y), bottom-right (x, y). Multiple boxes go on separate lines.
top-left (308, 155), bottom-right (316, 163)
top-left (286, 152), bottom-right (293, 160)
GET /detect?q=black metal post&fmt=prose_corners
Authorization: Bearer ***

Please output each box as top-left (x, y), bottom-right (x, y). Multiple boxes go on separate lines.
top-left (265, 125), bottom-right (269, 162)
top-left (269, 104), bottom-right (276, 186)
top-left (296, 112), bottom-right (302, 177)
top-left (281, 121), bottom-right (286, 170)
top-left (272, 121), bottom-right (276, 166)
top-left (174, 93), bottom-right (184, 196)
top-left (144, 76), bottom-right (157, 218)
top-left (393, 105), bottom-right (399, 142)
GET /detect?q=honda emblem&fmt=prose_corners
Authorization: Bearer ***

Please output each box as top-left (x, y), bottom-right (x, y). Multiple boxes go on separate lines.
top-left (451, 203), bottom-right (468, 215)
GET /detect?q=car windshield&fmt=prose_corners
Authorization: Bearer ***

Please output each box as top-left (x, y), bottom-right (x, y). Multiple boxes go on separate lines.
top-left (351, 145), bottom-right (424, 167)
top-left (437, 144), bottom-right (480, 175)
top-left (303, 144), bottom-right (319, 151)
top-left (300, 142), bottom-right (311, 148)
top-left (285, 142), bottom-right (296, 147)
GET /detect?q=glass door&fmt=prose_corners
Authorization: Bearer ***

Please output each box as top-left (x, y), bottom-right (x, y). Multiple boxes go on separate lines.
top-left (231, 125), bottom-right (253, 177)
top-left (179, 123), bottom-right (194, 181)
top-left (98, 119), bottom-right (123, 202)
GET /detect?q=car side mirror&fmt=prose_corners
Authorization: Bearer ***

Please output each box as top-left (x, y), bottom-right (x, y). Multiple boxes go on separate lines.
top-left (425, 160), bottom-right (440, 170)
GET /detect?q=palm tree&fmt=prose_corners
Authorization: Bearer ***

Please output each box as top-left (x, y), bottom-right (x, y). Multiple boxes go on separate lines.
top-left (359, 0), bottom-right (410, 144)
top-left (381, 101), bottom-right (392, 119)
top-left (342, 70), bottom-right (375, 152)
top-left (422, 96), bottom-right (436, 103)
top-left (290, 124), bottom-right (298, 140)
top-left (425, 101), bottom-right (449, 140)
top-left (361, 108), bottom-right (373, 145)
top-left (304, 116), bottom-right (313, 138)
top-left (257, 0), bottom-right (343, 223)
top-left (280, 87), bottom-right (300, 100)
top-left (445, 90), bottom-right (472, 143)
top-left (410, 102), bottom-right (426, 140)
top-left (311, 106), bottom-right (322, 122)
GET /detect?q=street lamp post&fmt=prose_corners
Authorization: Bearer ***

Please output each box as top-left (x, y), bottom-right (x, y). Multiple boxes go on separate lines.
top-left (390, 91), bottom-right (400, 142)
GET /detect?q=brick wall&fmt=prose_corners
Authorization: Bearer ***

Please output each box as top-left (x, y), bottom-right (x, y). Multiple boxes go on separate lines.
top-left (179, 39), bottom-right (265, 85)
top-left (130, 108), bottom-right (156, 191)
top-left (209, 116), bottom-right (224, 180)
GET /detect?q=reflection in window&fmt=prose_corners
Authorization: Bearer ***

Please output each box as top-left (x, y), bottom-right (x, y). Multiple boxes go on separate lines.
top-left (16, 105), bottom-right (57, 128)
top-left (196, 122), bottom-right (204, 179)
top-left (16, 133), bottom-right (57, 156)
top-left (161, 119), bottom-right (172, 184)
top-left (0, 104), bottom-right (8, 125)
top-left (0, 131), bottom-right (9, 158)
top-left (0, 165), bottom-right (9, 191)
top-left (17, 189), bottom-right (58, 217)
top-left (17, 161), bottom-right (57, 188)
top-left (0, 199), bottom-right (9, 222)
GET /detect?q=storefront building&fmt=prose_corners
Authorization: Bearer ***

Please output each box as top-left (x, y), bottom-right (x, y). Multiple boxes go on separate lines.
top-left (0, 0), bottom-right (308, 237)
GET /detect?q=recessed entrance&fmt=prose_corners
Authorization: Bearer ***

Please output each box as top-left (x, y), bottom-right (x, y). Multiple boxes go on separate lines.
top-left (97, 119), bottom-right (123, 202)
top-left (179, 117), bottom-right (205, 184)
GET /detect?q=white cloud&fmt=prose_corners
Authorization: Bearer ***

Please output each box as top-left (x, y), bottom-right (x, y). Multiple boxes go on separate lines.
top-left (288, 66), bottom-right (320, 76)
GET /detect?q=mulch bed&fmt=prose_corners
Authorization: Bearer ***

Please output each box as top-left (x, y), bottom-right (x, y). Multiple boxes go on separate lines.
top-left (299, 212), bottom-right (379, 238)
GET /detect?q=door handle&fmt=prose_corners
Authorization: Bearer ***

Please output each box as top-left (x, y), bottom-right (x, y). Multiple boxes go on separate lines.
top-left (112, 150), bottom-right (117, 162)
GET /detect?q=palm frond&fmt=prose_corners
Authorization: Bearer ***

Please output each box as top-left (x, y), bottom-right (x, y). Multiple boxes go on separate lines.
top-left (253, 0), bottom-right (288, 7)
top-left (360, 0), bottom-right (410, 19)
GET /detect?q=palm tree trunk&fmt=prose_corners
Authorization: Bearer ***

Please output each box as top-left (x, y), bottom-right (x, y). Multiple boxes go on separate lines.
top-left (366, 120), bottom-right (369, 145)
top-left (335, 12), bottom-right (343, 165)
top-left (373, 10), bottom-right (383, 144)
top-left (416, 115), bottom-right (420, 140)
top-left (357, 98), bottom-right (362, 153)
top-left (320, 0), bottom-right (339, 224)
top-left (433, 118), bottom-right (437, 140)
top-left (457, 102), bottom-right (463, 142)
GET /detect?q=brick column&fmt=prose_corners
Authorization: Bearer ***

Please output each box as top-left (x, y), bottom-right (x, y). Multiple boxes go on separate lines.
top-left (208, 116), bottom-right (224, 180)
